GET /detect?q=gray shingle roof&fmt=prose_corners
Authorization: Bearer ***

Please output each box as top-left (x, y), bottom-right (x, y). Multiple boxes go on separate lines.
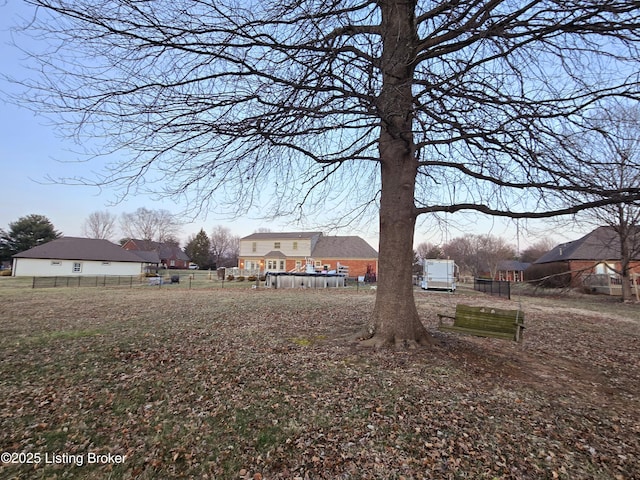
top-left (13, 237), bottom-right (152, 263)
top-left (312, 236), bottom-right (378, 258)
top-left (497, 260), bottom-right (531, 271)
top-left (263, 250), bottom-right (288, 258)
top-left (535, 226), bottom-right (640, 264)
top-left (132, 250), bottom-right (162, 264)
top-left (126, 239), bottom-right (190, 261)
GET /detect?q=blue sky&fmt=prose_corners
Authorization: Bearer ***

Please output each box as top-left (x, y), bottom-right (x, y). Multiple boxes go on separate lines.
top-left (0, 0), bottom-right (308, 243)
top-left (0, 0), bottom-right (582, 251)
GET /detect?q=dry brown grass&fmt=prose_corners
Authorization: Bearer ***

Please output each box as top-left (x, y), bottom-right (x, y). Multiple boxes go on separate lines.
top-left (0, 283), bottom-right (638, 479)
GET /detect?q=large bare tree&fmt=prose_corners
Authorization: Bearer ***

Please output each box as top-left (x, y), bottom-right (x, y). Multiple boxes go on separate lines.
top-left (443, 234), bottom-right (515, 278)
top-left (415, 242), bottom-right (444, 261)
top-left (11, 0), bottom-right (640, 346)
top-left (560, 101), bottom-right (640, 301)
top-left (82, 210), bottom-right (117, 241)
top-left (120, 207), bottom-right (181, 244)
top-left (210, 226), bottom-right (240, 268)
top-left (519, 238), bottom-right (555, 264)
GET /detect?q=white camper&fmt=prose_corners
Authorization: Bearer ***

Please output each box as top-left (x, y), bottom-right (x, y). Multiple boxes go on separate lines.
top-left (421, 259), bottom-right (456, 291)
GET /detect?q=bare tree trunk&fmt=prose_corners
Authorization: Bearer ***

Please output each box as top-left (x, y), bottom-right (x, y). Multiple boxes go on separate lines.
top-left (361, 0), bottom-right (433, 348)
top-left (362, 151), bottom-right (433, 348)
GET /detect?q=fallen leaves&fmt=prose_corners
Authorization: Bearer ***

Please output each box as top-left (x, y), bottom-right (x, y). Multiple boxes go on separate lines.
top-left (0, 287), bottom-right (638, 479)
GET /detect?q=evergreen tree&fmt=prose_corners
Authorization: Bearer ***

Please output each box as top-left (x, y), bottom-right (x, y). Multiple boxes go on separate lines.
top-left (184, 229), bottom-right (211, 268)
top-left (0, 214), bottom-right (62, 261)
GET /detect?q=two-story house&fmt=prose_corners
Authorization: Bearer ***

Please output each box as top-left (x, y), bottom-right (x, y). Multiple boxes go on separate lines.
top-left (238, 232), bottom-right (378, 278)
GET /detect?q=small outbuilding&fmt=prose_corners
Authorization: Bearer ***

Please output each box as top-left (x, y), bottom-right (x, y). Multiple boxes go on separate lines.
top-left (495, 260), bottom-right (531, 282)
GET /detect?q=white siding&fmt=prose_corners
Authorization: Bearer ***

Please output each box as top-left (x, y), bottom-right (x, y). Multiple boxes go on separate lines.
top-left (12, 258), bottom-right (143, 277)
top-left (239, 238), bottom-right (313, 257)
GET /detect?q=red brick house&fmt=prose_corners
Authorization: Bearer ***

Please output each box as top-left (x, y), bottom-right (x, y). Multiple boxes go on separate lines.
top-left (238, 232), bottom-right (378, 279)
top-left (122, 239), bottom-right (191, 269)
top-left (530, 226), bottom-right (640, 287)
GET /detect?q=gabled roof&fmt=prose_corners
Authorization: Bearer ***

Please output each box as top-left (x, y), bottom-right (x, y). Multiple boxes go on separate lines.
top-left (13, 237), bottom-right (152, 263)
top-left (263, 250), bottom-right (288, 258)
top-left (535, 226), bottom-right (640, 264)
top-left (126, 239), bottom-right (190, 261)
top-left (312, 236), bottom-right (378, 259)
top-left (497, 260), bottom-right (531, 271)
top-left (133, 250), bottom-right (162, 264)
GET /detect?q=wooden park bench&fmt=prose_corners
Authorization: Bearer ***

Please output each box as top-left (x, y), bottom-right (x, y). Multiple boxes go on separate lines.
top-left (437, 304), bottom-right (525, 342)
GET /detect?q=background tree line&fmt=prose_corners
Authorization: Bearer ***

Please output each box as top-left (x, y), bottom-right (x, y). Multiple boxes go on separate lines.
top-left (0, 209), bottom-right (240, 269)
top-left (83, 207), bottom-right (240, 268)
top-left (415, 235), bottom-right (555, 279)
top-left (183, 227), bottom-right (240, 270)
top-left (9, 0), bottom-right (640, 345)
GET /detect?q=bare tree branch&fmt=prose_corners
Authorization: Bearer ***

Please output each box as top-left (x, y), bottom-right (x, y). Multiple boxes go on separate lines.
top-left (9, 0), bottom-right (640, 343)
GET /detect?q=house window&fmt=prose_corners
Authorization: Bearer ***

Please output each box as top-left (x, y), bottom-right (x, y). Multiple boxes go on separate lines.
top-left (266, 259), bottom-right (284, 270)
top-left (295, 260), bottom-right (302, 270)
top-left (72, 262), bottom-right (82, 273)
top-left (274, 242), bottom-right (281, 249)
top-left (247, 261), bottom-right (261, 270)
top-left (170, 260), bottom-right (175, 267)
top-left (252, 242), bottom-right (257, 252)
top-left (315, 261), bottom-right (322, 268)
top-left (51, 261), bottom-right (62, 266)
top-left (595, 262), bottom-right (615, 275)
top-left (293, 241), bottom-right (298, 250)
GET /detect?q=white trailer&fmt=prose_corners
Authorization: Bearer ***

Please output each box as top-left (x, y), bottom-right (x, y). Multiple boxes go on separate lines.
top-left (421, 259), bottom-right (456, 291)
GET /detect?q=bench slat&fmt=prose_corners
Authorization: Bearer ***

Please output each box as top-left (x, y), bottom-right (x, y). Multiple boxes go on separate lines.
top-left (438, 303), bottom-right (524, 342)
top-left (438, 325), bottom-right (516, 340)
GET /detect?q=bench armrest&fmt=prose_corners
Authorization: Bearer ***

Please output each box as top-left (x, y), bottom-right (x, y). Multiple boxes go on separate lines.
top-left (437, 313), bottom-right (456, 325)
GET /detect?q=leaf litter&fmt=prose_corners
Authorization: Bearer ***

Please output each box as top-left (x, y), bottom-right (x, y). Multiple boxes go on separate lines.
top-left (0, 287), bottom-right (638, 479)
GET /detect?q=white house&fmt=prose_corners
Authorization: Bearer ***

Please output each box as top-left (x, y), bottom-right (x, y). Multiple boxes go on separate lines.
top-left (12, 237), bottom-right (160, 277)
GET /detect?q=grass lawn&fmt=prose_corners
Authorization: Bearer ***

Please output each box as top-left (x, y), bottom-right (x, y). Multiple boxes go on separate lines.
top-left (0, 281), bottom-right (638, 479)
